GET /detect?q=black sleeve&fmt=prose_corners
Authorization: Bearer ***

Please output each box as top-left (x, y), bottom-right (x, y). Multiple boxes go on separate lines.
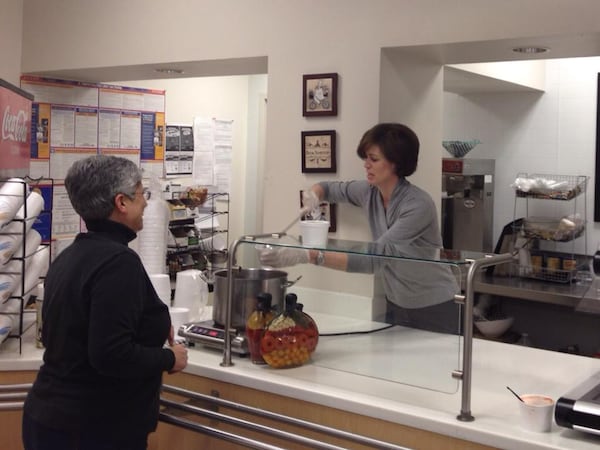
top-left (87, 251), bottom-right (175, 378)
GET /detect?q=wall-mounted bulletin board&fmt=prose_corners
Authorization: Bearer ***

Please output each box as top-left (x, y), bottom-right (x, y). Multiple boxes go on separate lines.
top-left (20, 76), bottom-right (166, 181)
top-left (19, 76), bottom-right (166, 248)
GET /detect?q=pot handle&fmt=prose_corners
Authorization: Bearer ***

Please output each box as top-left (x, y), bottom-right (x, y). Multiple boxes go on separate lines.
top-left (283, 275), bottom-right (302, 288)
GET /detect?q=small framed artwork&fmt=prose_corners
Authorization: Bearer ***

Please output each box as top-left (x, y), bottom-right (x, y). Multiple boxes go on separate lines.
top-left (299, 190), bottom-right (337, 232)
top-left (301, 130), bottom-right (336, 173)
top-left (302, 73), bottom-right (338, 117)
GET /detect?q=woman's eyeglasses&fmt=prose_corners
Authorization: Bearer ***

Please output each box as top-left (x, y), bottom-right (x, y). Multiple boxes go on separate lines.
top-left (126, 187), bottom-right (151, 201)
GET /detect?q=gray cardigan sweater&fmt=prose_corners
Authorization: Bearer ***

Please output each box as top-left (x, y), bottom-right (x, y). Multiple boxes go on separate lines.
top-left (319, 179), bottom-right (458, 309)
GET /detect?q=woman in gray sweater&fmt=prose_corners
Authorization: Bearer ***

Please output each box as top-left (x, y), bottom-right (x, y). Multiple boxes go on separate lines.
top-left (261, 123), bottom-right (459, 333)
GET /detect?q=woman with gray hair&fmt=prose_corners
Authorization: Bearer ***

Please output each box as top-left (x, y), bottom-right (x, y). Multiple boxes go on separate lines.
top-left (23, 155), bottom-right (187, 450)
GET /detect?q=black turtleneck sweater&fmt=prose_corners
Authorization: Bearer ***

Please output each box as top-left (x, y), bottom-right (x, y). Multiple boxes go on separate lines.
top-left (24, 219), bottom-right (174, 440)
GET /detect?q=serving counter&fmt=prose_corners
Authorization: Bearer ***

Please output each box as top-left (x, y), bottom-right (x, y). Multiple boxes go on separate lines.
top-left (3, 317), bottom-right (600, 449)
top-left (3, 236), bottom-right (599, 449)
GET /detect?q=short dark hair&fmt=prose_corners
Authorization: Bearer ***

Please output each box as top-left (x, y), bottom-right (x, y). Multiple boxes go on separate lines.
top-left (356, 123), bottom-right (419, 177)
top-left (64, 155), bottom-right (142, 221)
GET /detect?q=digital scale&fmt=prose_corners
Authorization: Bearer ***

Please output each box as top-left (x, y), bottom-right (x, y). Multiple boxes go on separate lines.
top-left (555, 371), bottom-right (600, 435)
top-left (178, 320), bottom-right (249, 355)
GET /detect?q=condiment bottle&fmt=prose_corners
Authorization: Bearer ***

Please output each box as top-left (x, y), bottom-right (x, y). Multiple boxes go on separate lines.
top-left (245, 292), bottom-right (273, 364)
top-left (261, 293), bottom-right (318, 369)
top-left (296, 302), bottom-right (319, 349)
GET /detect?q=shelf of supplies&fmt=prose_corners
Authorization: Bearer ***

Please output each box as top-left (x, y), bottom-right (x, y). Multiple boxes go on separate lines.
top-left (512, 173), bottom-right (588, 285)
top-left (513, 264), bottom-right (581, 284)
top-left (514, 174), bottom-right (587, 200)
top-left (168, 218), bottom-right (195, 227)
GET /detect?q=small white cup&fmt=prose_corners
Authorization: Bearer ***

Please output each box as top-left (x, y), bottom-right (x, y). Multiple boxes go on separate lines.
top-left (169, 307), bottom-right (190, 335)
top-left (300, 220), bottom-right (330, 247)
top-left (519, 394), bottom-right (555, 432)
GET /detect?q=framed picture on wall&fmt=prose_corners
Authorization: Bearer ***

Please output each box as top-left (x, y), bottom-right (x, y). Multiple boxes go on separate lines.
top-left (301, 130), bottom-right (336, 173)
top-left (299, 190), bottom-right (337, 232)
top-left (302, 73), bottom-right (338, 117)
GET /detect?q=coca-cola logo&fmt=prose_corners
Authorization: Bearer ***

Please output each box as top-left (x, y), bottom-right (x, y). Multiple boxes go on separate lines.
top-left (2, 106), bottom-right (29, 143)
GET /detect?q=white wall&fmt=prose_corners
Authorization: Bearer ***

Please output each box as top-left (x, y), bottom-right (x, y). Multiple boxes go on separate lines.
top-left (244, 75), bottom-right (268, 236)
top-left (112, 75), bottom-right (267, 244)
top-left (444, 57), bottom-right (600, 255)
top-left (15, 0), bottom-right (600, 298)
top-left (0, 0), bottom-right (23, 85)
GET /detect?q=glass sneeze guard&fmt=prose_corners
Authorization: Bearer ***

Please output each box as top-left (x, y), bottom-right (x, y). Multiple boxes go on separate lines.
top-left (226, 235), bottom-right (478, 394)
top-left (221, 232), bottom-right (513, 421)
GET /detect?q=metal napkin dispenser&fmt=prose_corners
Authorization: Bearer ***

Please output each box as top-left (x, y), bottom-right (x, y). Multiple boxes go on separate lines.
top-left (555, 371), bottom-right (600, 435)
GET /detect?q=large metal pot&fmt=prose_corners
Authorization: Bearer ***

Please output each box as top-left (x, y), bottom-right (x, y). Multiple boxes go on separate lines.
top-left (213, 268), bottom-right (296, 329)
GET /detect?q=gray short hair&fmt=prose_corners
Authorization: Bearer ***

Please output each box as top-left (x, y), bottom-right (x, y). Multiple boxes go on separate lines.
top-left (64, 155), bottom-right (142, 221)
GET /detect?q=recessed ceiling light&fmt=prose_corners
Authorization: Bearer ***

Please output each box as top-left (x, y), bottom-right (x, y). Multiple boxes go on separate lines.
top-left (154, 68), bottom-right (184, 74)
top-left (512, 46), bottom-right (549, 54)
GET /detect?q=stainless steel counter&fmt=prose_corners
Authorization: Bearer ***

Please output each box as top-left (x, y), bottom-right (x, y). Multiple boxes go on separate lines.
top-left (473, 271), bottom-right (599, 312)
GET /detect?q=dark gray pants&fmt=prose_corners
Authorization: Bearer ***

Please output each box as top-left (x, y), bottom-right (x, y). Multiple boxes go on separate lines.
top-left (385, 299), bottom-right (462, 334)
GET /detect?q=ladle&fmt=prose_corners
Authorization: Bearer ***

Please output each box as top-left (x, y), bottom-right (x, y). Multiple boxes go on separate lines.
top-left (506, 386), bottom-right (524, 403)
top-left (280, 207), bottom-right (310, 235)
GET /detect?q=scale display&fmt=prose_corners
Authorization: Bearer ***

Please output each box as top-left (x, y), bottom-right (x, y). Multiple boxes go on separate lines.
top-left (178, 321), bottom-right (249, 355)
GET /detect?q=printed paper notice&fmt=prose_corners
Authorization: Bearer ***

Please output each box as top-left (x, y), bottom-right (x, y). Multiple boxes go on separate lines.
top-left (120, 111), bottom-right (141, 149)
top-left (75, 107), bottom-right (98, 148)
top-left (50, 106), bottom-right (75, 147)
top-left (99, 110), bottom-right (121, 148)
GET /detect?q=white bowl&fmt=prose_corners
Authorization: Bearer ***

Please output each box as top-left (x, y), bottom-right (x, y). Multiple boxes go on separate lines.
top-left (474, 317), bottom-right (514, 338)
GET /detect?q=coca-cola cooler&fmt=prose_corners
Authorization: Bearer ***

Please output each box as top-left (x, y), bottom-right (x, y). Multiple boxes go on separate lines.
top-left (0, 78), bottom-right (33, 178)
top-left (442, 158), bottom-right (494, 253)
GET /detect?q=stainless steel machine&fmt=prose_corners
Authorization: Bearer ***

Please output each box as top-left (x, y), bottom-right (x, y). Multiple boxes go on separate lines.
top-left (555, 371), bottom-right (600, 435)
top-left (442, 158), bottom-right (495, 253)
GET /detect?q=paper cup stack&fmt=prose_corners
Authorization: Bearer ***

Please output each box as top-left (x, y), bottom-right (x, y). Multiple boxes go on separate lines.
top-left (173, 269), bottom-right (208, 322)
top-left (149, 273), bottom-right (172, 306)
top-left (137, 197), bottom-right (170, 274)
